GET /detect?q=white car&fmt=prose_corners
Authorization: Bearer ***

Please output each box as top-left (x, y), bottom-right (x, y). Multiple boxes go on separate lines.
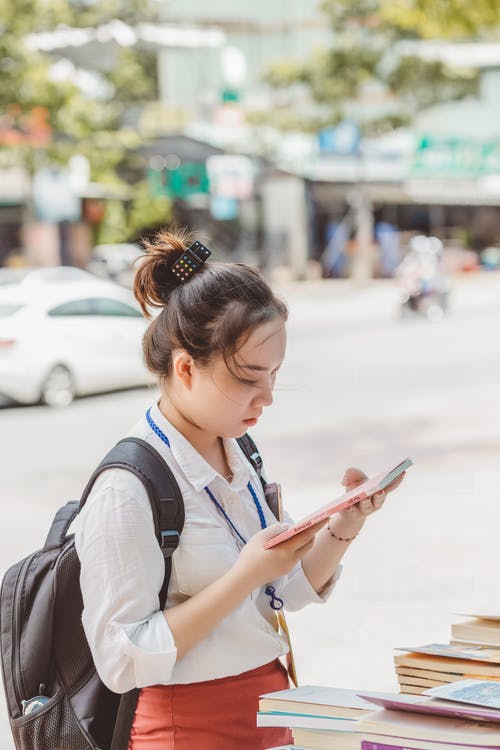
top-left (0, 266), bottom-right (99, 287)
top-left (0, 281), bottom-right (155, 407)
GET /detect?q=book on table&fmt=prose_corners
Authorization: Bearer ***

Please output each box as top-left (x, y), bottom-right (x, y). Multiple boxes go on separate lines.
top-left (256, 711), bottom-right (356, 731)
top-left (292, 726), bottom-right (361, 750)
top-left (358, 706), bottom-right (500, 748)
top-left (394, 645), bottom-right (500, 697)
top-left (396, 666), bottom-right (500, 685)
top-left (425, 679), bottom-right (500, 710)
top-left (357, 689), bottom-right (500, 723)
top-left (258, 685), bottom-right (375, 748)
top-left (361, 741), bottom-right (500, 750)
top-left (451, 618), bottom-right (500, 647)
top-left (259, 684), bottom-right (376, 719)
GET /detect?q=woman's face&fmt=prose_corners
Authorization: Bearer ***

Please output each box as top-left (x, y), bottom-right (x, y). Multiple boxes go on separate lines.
top-left (178, 317), bottom-right (287, 438)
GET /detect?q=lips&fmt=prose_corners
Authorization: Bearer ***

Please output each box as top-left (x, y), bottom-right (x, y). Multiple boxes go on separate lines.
top-left (243, 414), bottom-right (260, 425)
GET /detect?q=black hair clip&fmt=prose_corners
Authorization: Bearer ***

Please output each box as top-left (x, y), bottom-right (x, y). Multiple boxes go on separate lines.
top-left (169, 240), bottom-right (211, 284)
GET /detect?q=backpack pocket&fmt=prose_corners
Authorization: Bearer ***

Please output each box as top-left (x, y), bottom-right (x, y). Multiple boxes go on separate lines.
top-left (10, 687), bottom-right (97, 750)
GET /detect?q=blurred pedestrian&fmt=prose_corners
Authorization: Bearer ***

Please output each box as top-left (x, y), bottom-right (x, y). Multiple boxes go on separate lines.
top-left (75, 229), bottom-right (405, 750)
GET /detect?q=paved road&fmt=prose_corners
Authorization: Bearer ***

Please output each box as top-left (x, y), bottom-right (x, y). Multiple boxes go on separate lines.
top-left (1, 272), bottom-right (499, 745)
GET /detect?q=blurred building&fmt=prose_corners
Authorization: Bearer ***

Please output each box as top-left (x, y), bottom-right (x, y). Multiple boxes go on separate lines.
top-left (155, 1), bottom-right (330, 112)
top-left (5, 9), bottom-right (500, 277)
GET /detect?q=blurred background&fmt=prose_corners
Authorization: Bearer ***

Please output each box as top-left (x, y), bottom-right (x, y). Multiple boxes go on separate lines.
top-left (1, 1), bottom-right (500, 746)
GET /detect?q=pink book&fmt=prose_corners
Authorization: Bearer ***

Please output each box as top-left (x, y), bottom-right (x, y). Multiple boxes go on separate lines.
top-left (264, 458), bottom-right (412, 549)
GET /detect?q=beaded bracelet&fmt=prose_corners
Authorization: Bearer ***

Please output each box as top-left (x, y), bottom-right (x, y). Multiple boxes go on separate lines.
top-left (327, 520), bottom-right (358, 542)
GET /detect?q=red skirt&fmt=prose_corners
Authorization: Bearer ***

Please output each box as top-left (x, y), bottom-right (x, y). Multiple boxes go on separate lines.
top-left (128, 659), bottom-right (293, 750)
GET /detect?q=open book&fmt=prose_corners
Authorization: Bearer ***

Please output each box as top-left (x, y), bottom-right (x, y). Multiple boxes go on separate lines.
top-left (264, 458), bottom-right (412, 549)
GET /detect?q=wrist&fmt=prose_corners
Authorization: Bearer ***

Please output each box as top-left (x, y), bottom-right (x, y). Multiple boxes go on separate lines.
top-left (231, 557), bottom-right (263, 594)
top-left (327, 517), bottom-right (365, 542)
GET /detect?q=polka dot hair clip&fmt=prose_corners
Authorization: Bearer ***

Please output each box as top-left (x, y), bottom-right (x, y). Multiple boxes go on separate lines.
top-left (169, 240), bottom-right (211, 284)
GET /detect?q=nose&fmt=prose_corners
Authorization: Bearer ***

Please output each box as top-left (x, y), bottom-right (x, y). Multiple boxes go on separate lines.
top-left (253, 379), bottom-right (274, 408)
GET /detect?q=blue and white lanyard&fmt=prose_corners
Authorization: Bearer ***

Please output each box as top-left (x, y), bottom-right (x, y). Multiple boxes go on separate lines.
top-left (146, 408), bottom-right (283, 610)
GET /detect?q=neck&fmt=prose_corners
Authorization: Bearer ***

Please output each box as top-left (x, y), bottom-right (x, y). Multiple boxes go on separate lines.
top-left (157, 395), bottom-right (219, 458)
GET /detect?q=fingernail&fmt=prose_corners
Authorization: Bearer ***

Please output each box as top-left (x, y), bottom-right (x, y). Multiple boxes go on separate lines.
top-left (374, 492), bottom-right (384, 499)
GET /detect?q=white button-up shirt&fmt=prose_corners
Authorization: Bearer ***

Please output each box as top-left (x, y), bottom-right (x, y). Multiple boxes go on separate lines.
top-left (75, 402), bottom-right (340, 693)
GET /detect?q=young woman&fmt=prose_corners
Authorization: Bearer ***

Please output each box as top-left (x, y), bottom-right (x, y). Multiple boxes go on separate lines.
top-left (75, 230), bottom-right (405, 750)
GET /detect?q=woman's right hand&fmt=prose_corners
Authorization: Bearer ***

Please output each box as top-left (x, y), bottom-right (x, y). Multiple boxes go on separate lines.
top-left (234, 520), bottom-right (327, 589)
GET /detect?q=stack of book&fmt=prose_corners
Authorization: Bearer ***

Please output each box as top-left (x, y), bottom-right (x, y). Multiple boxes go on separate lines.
top-left (394, 643), bottom-right (500, 695)
top-left (257, 685), bottom-right (375, 749)
top-left (261, 679), bottom-right (500, 749)
top-left (451, 613), bottom-right (500, 649)
top-left (357, 680), bottom-right (500, 749)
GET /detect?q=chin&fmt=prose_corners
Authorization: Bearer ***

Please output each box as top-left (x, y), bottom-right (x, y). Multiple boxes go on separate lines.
top-left (220, 426), bottom-right (247, 440)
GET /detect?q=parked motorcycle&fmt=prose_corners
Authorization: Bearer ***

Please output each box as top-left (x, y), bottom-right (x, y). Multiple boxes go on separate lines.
top-left (396, 235), bottom-right (450, 322)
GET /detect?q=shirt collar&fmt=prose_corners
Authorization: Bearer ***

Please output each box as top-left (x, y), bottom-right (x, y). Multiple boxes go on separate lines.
top-left (148, 402), bottom-right (252, 493)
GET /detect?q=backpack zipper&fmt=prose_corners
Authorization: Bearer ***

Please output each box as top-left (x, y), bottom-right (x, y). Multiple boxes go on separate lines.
top-left (11, 556), bottom-right (31, 710)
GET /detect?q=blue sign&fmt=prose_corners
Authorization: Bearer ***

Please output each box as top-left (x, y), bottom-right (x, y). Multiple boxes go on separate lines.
top-left (209, 195), bottom-right (238, 221)
top-left (318, 120), bottom-right (361, 156)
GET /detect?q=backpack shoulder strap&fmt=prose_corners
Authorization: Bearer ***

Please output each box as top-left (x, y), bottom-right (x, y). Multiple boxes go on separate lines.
top-left (236, 432), bottom-right (266, 493)
top-left (80, 438), bottom-right (184, 750)
top-left (80, 437), bottom-right (184, 608)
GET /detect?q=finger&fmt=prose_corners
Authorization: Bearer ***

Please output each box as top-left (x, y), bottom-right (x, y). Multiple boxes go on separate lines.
top-left (341, 467), bottom-right (368, 487)
top-left (356, 497), bottom-right (373, 515)
top-left (262, 522), bottom-right (290, 540)
top-left (371, 491), bottom-right (386, 510)
top-left (281, 520), bottom-right (326, 550)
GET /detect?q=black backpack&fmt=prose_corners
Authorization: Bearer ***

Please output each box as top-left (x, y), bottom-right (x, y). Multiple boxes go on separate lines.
top-left (0, 433), bottom-right (266, 750)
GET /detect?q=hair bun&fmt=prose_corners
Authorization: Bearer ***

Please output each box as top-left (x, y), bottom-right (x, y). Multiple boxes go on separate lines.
top-left (133, 229), bottom-right (190, 317)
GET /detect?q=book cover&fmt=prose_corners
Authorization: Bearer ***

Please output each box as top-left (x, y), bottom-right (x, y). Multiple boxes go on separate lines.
top-left (259, 685), bottom-right (375, 719)
top-left (395, 667), bottom-right (500, 683)
top-left (257, 711), bottom-right (357, 731)
top-left (454, 613), bottom-right (500, 622)
top-left (394, 646), bottom-right (500, 676)
top-left (358, 691), bottom-right (500, 724)
top-left (362, 736), bottom-right (500, 750)
top-left (395, 644), bottom-right (500, 664)
top-left (451, 638), bottom-right (500, 649)
top-left (264, 458), bottom-right (412, 549)
top-left (425, 680), bottom-right (500, 710)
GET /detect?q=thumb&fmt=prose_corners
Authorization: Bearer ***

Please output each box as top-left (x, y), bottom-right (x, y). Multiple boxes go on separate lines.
top-left (260, 522), bottom-right (289, 540)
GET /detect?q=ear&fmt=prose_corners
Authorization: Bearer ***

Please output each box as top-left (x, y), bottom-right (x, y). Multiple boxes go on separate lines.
top-left (171, 350), bottom-right (194, 390)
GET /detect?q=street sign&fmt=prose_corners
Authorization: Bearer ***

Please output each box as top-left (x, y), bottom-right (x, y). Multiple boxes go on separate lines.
top-left (413, 135), bottom-right (500, 178)
top-left (206, 154), bottom-right (254, 199)
top-left (148, 161), bottom-right (209, 198)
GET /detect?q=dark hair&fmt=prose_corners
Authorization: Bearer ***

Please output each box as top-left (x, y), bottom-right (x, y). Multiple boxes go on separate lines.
top-left (133, 229), bottom-right (288, 383)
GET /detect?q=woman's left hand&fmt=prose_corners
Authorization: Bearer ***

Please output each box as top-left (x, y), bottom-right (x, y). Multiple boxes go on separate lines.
top-left (339, 466), bottom-right (405, 521)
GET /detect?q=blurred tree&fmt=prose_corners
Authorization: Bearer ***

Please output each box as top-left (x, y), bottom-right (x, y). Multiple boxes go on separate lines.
top-left (0, 0), bottom-right (167, 241)
top-left (100, 179), bottom-right (171, 244)
top-left (380, 0), bottom-right (500, 39)
top-left (250, 0), bottom-right (487, 135)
